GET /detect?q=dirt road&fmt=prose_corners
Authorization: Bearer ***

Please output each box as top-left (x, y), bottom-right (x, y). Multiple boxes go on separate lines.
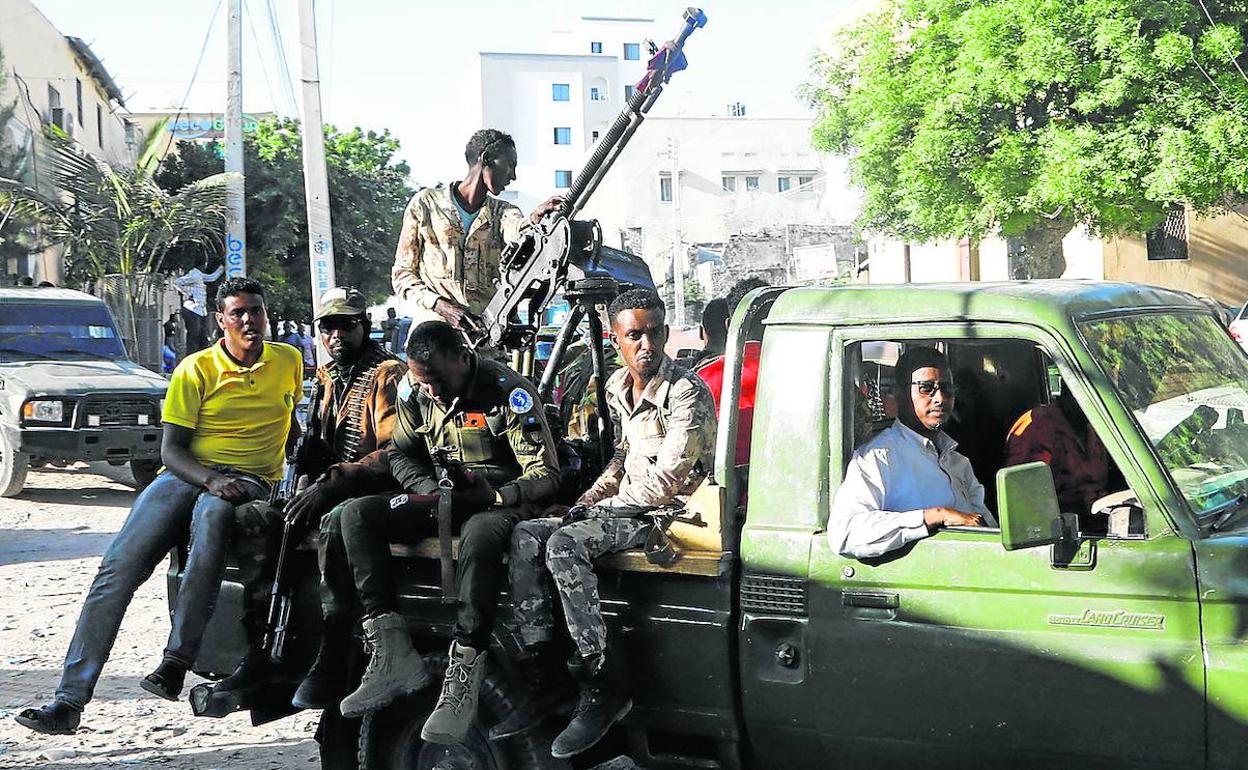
top-left (0, 465), bottom-right (319, 769)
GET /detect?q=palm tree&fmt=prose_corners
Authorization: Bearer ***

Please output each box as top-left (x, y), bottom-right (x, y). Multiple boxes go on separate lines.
top-left (0, 119), bottom-right (236, 283)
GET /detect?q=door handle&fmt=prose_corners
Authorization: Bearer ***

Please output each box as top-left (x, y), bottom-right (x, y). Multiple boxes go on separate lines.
top-left (842, 591), bottom-right (899, 609)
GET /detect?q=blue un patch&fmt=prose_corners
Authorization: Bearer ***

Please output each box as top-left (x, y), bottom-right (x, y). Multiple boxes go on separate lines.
top-left (509, 387), bottom-right (534, 415)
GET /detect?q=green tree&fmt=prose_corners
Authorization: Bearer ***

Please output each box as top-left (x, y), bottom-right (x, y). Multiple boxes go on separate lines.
top-left (808, 0), bottom-right (1248, 277)
top-left (0, 120), bottom-right (233, 286)
top-left (156, 119), bottom-right (413, 323)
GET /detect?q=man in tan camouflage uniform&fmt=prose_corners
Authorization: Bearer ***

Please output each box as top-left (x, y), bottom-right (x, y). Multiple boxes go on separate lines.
top-left (292, 321), bottom-right (560, 747)
top-left (499, 288), bottom-right (717, 759)
top-left (391, 128), bottom-right (561, 335)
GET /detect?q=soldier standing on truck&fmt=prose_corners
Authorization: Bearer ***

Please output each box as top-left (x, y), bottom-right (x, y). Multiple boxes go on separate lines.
top-left (503, 288), bottom-right (717, 759)
top-left (829, 346), bottom-right (993, 559)
top-left (391, 128), bottom-right (562, 336)
top-left (15, 278), bottom-right (302, 735)
top-left (205, 286), bottom-right (406, 709)
top-left (292, 320), bottom-right (559, 745)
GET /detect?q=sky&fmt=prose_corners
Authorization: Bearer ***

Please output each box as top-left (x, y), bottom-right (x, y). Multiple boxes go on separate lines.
top-left (30, 0), bottom-right (865, 184)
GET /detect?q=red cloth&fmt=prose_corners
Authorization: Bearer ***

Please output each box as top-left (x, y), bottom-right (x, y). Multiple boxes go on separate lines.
top-left (1005, 403), bottom-right (1113, 513)
top-left (696, 341), bottom-right (762, 465)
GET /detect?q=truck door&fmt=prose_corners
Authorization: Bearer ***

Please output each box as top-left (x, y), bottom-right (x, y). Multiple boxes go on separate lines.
top-left (805, 330), bottom-right (1205, 769)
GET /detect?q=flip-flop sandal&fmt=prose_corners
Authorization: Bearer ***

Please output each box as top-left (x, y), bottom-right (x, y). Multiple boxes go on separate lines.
top-left (140, 671), bottom-right (182, 701)
top-left (15, 703), bottom-right (80, 735)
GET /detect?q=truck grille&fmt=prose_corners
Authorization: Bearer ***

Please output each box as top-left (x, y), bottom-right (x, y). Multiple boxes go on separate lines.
top-left (740, 574), bottom-right (807, 616)
top-left (79, 397), bottom-right (160, 427)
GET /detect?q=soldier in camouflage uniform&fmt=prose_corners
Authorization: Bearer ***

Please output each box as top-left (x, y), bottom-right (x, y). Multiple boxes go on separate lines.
top-left (391, 128), bottom-right (562, 334)
top-left (210, 287), bottom-right (404, 709)
top-left (498, 289), bottom-right (717, 759)
top-left (293, 321), bottom-right (559, 746)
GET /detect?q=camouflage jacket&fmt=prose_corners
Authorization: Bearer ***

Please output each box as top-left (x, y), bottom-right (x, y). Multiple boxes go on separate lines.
top-left (391, 184), bottom-right (529, 323)
top-left (389, 354), bottom-right (559, 508)
top-left (579, 355), bottom-right (718, 510)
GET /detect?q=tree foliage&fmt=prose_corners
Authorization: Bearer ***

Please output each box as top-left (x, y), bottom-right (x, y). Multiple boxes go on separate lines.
top-left (808, 0), bottom-right (1248, 276)
top-left (0, 121), bottom-right (233, 287)
top-left (155, 119), bottom-right (413, 323)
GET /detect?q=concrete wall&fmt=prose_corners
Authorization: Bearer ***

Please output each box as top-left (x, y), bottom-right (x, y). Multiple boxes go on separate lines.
top-left (1103, 210), bottom-right (1248, 305)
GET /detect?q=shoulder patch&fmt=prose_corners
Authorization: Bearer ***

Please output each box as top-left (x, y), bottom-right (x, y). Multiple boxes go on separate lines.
top-left (509, 387), bottom-right (534, 415)
top-left (398, 377), bottom-right (414, 401)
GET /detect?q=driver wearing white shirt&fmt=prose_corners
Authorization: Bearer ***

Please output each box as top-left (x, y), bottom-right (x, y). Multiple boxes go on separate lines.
top-left (830, 346), bottom-right (995, 559)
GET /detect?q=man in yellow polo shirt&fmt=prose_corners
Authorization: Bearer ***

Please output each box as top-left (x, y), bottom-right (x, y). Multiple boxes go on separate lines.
top-left (15, 278), bottom-right (303, 735)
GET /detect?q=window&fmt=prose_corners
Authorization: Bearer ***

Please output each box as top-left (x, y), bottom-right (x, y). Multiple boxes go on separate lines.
top-left (590, 41), bottom-right (602, 54)
top-left (590, 87), bottom-right (602, 101)
top-left (1146, 206), bottom-right (1189, 260)
top-left (96, 104), bottom-right (103, 146)
top-left (745, 176), bottom-right (760, 192)
top-left (46, 85), bottom-right (63, 129)
top-left (778, 176), bottom-right (792, 192)
top-left (553, 127), bottom-right (572, 145)
top-left (722, 175), bottom-right (737, 193)
top-left (591, 130), bottom-right (600, 142)
top-left (659, 175), bottom-right (672, 203)
top-left (555, 170), bottom-right (573, 188)
top-left (624, 85), bottom-right (637, 101)
top-left (624, 43), bottom-right (641, 60)
top-left (798, 175), bottom-right (814, 189)
top-left (75, 78), bottom-right (83, 125)
top-left (552, 83), bottom-right (570, 102)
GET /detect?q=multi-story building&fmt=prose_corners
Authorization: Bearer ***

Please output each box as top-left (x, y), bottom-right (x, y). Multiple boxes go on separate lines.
top-left (478, 15), bottom-right (656, 215)
top-left (0, 0), bottom-right (137, 282)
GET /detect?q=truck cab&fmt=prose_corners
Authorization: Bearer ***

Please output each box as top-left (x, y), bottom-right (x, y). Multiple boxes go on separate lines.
top-left (181, 281), bottom-right (1248, 769)
top-left (0, 287), bottom-right (166, 495)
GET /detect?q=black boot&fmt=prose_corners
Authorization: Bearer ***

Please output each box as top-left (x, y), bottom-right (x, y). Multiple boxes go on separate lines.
top-left (489, 646), bottom-right (576, 741)
top-left (292, 615), bottom-right (353, 710)
top-left (140, 657), bottom-right (187, 701)
top-left (549, 653), bottom-right (631, 759)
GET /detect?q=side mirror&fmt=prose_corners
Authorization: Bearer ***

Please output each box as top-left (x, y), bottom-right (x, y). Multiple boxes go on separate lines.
top-left (996, 462), bottom-right (1062, 551)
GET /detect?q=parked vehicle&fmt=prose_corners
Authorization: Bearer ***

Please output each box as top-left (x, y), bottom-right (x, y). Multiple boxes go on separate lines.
top-left (180, 281), bottom-right (1248, 769)
top-left (0, 288), bottom-right (166, 495)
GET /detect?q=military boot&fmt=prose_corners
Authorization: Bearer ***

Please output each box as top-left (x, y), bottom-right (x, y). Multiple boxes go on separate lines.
top-left (338, 612), bottom-right (431, 718)
top-left (291, 615), bottom-right (353, 710)
top-left (550, 653), bottom-right (632, 759)
top-left (421, 641), bottom-right (487, 745)
top-left (488, 646), bottom-right (576, 741)
top-left (192, 649), bottom-right (277, 716)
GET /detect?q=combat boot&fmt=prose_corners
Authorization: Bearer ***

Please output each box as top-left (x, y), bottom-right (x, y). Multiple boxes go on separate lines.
top-left (550, 653), bottom-right (631, 759)
top-left (338, 612), bottom-right (431, 718)
top-left (488, 646), bottom-right (576, 741)
top-left (291, 615), bottom-right (353, 710)
top-left (421, 641), bottom-right (487, 744)
top-left (190, 650), bottom-right (276, 716)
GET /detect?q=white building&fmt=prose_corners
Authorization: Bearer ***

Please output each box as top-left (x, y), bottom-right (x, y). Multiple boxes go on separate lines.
top-left (478, 16), bottom-right (656, 214)
top-left (0, 0), bottom-right (137, 282)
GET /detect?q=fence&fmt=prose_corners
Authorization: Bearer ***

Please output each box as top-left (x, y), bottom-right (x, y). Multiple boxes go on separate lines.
top-left (95, 273), bottom-right (181, 374)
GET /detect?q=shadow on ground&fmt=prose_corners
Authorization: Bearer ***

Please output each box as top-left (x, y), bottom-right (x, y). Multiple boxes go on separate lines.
top-left (0, 527), bottom-right (115, 567)
top-left (0, 668), bottom-right (177, 708)
top-left (0, 738), bottom-right (318, 769)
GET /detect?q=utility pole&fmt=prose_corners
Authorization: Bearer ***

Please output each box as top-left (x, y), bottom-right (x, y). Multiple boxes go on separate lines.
top-left (224, 0), bottom-right (246, 278)
top-left (297, 0), bottom-right (336, 322)
top-left (669, 137), bottom-right (685, 327)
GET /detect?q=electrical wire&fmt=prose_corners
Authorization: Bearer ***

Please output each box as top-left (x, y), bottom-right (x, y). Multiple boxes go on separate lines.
top-left (263, 0), bottom-right (299, 116)
top-left (242, 0), bottom-right (281, 115)
top-left (1194, 0), bottom-right (1248, 89)
top-left (155, 0), bottom-right (224, 173)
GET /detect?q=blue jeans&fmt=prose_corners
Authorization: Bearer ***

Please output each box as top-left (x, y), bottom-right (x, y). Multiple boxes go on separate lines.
top-left (56, 469), bottom-right (268, 709)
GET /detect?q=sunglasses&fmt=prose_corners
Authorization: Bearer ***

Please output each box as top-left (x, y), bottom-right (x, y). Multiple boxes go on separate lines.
top-left (319, 317), bottom-right (362, 333)
top-left (912, 379), bottom-right (957, 397)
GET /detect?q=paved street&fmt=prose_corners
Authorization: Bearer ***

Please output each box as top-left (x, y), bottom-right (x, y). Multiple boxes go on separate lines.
top-left (0, 465), bottom-right (319, 770)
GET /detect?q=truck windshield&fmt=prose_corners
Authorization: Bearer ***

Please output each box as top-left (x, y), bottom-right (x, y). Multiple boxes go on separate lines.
top-left (0, 303), bottom-right (127, 362)
top-left (1080, 312), bottom-right (1248, 520)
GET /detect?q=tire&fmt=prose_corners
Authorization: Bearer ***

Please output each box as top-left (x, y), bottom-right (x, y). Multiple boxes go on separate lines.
top-left (358, 652), bottom-right (554, 770)
top-left (0, 431), bottom-right (29, 497)
top-left (130, 458), bottom-right (161, 490)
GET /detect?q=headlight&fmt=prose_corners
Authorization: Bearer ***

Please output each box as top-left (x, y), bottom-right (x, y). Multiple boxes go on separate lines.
top-left (23, 400), bottom-right (64, 424)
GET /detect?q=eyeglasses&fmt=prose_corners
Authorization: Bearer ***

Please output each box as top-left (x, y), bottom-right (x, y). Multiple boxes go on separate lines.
top-left (319, 317), bottom-right (362, 333)
top-left (912, 379), bottom-right (957, 397)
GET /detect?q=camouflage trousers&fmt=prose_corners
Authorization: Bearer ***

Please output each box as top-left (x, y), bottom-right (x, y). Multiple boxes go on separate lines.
top-left (509, 514), bottom-right (650, 658)
top-left (232, 500), bottom-right (290, 638)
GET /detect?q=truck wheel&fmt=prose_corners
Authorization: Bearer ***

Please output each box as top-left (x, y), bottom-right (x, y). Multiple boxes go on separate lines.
top-left (0, 432), bottom-right (29, 497)
top-left (358, 652), bottom-right (549, 770)
top-left (130, 459), bottom-right (161, 490)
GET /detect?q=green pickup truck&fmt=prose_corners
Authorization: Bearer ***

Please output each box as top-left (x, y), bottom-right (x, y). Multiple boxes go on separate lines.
top-left (178, 281), bottom-right (1248, 769)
